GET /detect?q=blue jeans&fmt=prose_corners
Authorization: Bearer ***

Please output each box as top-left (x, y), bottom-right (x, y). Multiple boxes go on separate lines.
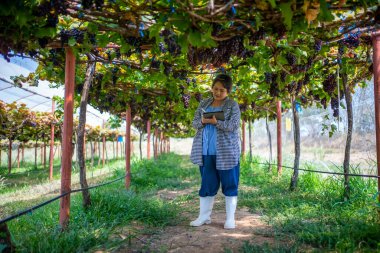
top-left (199, 155), bottom-right (240, 197)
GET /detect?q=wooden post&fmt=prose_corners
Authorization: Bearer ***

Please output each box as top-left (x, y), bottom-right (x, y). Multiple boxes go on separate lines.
top-left (241, 120), bottom-right (246, 157)
top-left (43, 143), bottom-right (46, 169)
top-left (17, 145), bottom-right (20, 169)
top-left (372, 32), bottom-right (380, 204)
top-left (8, 139), bottom-right (12, 174)
top-left (116, 138), bottom-right (119, 159)
top-left (147, 120), bottom-right (151, 159)
top-left (159, 131), bottom-right (163, 154)
top-left (49, 100), bottom-right (55, 180)
top-left (154, 129), bottom-right (158, 159)
top-left (102, 120), bottom-right (105, 167)
top-left (277, 101), bottom-right (282, 175)
top-left (40, 143), bottom-right (43, 166)
top-left (22, 145), bottom-right (24, 164)
top-left (125, 106), bottom-right (132, 188)
top-left (59, 48), bottom-right (75, 229)
top-left (249, 120), bottom-right (253, 160)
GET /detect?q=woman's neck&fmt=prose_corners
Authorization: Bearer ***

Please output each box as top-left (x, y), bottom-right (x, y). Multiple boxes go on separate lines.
top-left (211, 98), bottom-right (226, 107)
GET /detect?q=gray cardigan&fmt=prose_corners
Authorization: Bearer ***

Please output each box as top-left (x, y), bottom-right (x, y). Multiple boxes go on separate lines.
top-left (190, 97), bottom-right (241, 170)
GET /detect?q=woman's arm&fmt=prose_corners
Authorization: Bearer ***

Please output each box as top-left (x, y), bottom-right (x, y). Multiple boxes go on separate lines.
top-left (215, 101), bottom-right (241, 132)
top-left (192, 102), bottom-right (205, 130)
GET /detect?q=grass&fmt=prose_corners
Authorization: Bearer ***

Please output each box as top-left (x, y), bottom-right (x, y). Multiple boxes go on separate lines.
top-left (239, 156), bottom-right (380, 252)
top-left (0, 157), bottom-right (124, 195)
top-left (5, 153), bottom-right (199, 252)
top-left (2, 153), bottom-right (379, 252)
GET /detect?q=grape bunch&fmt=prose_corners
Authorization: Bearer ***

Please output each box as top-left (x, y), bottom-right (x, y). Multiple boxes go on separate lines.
top-left (38, 38), bottom-right (49, 48)
top-left (115, 48), bottom-right (121, 59)
top-left (280, 71), bottom-right (286, 82)
top-left (286, 53), bottom-right (296, 66)
top-left (60, 29), bottom-right (85, 47)
top-left (273, 24), bottom-right (286, 39)
top-left (111, 67), bottom-right (119, 85)
top-left (239, 103), bottom-right (247, 112)
top-left (194, 92), bottom-right (202, 102)
top-left (125, 36), bottom-right (142, 47)
top-left (95, 0), bottom-right (104, 10)
top-left (322, 74), bottom-right (336, 95)
top-left (150, 58), bottom-right (161, 69)
top-left (338, 43), bottom-right (345, 56)
top-left (163, 61), bottom-right (172, 76)
top-left (162, 30), bottom-right (181, 57)
top-left (293, 65), bottom-right (306, 73)
top-left (306, 57), bottom-right (313, 69)
top-left (187, 35), bottom-right (245, 68)
top-left (211, 23), bottom-right (224, 36)
top-left (182, 94), bottom-right (191, 109)
top-left (286, 81), bottom-right (296, 93)
top-left (106, 50), bottom-right (112, 61)
top-left (173, 70), bottom-right (187, 80)
top-left (295, 80), bottom-right (303, 95)
top-left (82, 0), bottom-right (93, 9)
top-left (250, 28), bottom-right (265, 45)
top-left (230, 37), bottom-right (245, 57)
top-left (88, 33), bottom-right (96, 45)
top-left (46, 14), bottom-right (59, 28)
top-left (264, 72), bottom-right (273, 84)
top-left (343, 34), bottom-right (360, 48)
top-left (251, 102), bottom-right (256, 109)
top-left (330, 97), bottom-right (339, 118)
top-left (314, 39), bottom-right (322, 52)
top-left (241, 49), bottom-right (255, 59)
top-left (269, 82), bottom-right (279, 97)
top-left (158, 42), bottom-right (167, 53)
top-left (304, 74), bottom-right (310, 85)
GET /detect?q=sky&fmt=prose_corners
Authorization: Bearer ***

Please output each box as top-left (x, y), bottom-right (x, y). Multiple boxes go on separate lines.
top-left (0, 56), bottom-right (111, 127)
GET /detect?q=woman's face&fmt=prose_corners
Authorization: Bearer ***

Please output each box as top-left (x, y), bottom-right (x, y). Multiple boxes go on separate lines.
top-left (212, 81), bottom-right (228, 102)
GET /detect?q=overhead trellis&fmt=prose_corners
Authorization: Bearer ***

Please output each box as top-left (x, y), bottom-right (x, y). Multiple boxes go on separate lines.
top-left (0, 0), bottom-right (379, 231)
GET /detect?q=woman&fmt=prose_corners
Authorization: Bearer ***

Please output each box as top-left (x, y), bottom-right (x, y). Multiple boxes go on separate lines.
top-left (190, 74), bottom-right (241, 229)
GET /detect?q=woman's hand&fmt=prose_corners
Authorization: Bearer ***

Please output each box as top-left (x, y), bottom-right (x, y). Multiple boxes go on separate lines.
top-left (202, 115), bottom-right (217, 125)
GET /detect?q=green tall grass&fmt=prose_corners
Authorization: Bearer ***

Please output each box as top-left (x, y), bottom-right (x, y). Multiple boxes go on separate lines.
top-left (4, 153), bottom-right (379, 252)
top-left (5, 153), bottom-right (198, 252)
top-left (239, 156), bottom-right (380, 252)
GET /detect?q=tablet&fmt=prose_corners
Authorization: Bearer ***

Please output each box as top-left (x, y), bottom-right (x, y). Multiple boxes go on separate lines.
top-left (203, 111), bottom-right (225, 121)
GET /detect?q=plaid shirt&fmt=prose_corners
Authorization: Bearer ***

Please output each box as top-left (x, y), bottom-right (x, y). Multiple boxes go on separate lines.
top-left (190, 97), bottom-right (241, 170)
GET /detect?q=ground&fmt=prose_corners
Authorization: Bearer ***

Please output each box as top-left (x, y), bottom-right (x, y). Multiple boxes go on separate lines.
top-left (95, 188), bottom-right (296, 253)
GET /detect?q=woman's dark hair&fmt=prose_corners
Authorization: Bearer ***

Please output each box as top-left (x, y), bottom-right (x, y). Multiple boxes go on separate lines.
top-left (212, 74), bottom-right (233, 93)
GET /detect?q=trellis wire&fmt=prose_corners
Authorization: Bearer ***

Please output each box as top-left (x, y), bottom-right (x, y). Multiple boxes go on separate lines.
top-left (249, 161), bottom-right (380, 179)
top-left (0, 173), bottom-right (130, 225)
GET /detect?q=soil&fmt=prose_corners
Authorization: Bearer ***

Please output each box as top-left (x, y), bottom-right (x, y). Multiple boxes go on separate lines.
top-left (101, 188), bottom-right (295, 253)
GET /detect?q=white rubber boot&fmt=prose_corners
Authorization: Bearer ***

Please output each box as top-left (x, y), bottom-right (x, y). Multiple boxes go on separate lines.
top-left (190, 196), bottom-right (215, 227)
top-left (224, 196), bottom-right (237, 229)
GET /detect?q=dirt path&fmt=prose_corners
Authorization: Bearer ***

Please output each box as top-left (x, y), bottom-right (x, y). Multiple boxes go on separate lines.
top-left (108, 189), bottom-right (287, 253)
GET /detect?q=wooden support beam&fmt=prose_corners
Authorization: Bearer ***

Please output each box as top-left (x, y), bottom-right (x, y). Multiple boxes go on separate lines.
top-left (147, 120), bottom-right (151, 159)
top-left (49, 101), bottom-right (55, 181)
top-left (277, 101), bottom-right (282, 175)
top-left (125, 105), bottom-right (132, 188)
top-left (372, 33), bottom-right (380, 204)
top-left (59, 48), bottom-right (75, 229)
